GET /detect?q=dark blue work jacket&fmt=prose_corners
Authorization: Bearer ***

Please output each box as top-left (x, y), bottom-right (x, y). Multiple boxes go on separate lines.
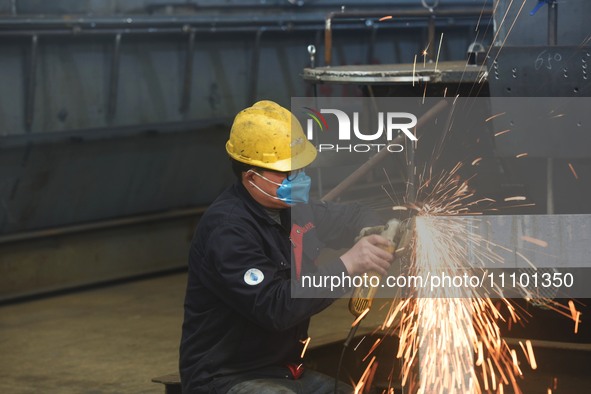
top-left (179, 181), bottom-right (381, 393)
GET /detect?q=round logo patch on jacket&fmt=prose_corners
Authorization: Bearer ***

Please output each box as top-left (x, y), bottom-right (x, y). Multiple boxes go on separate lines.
top-left (244, 268), bottom-right (264, 285)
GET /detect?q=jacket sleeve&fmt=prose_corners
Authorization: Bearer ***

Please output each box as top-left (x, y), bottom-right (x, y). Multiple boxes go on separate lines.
top-left (311, 200), bottom-right (384, 249)
top-left (193, 220), bottom-right (348, 332)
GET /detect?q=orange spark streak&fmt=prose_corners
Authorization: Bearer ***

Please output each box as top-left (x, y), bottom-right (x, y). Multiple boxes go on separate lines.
top-left (383, 299), bottom-right (406, 329)
top-left (300, 337), bottom-right (311, 358)
top-left (516, 251), bottom-right (537, 270)
top-left (511, 349), bottom-right (522, 376)
top-left (476, 341), bottom-right (484, 366)
top-left (503, 203), bottom-right (536, 209)
top-left (575, 311), bottom-right (581, 334)
top-left (568, 300), bottom-right (577, 320)
top-left (352, 308), bottom-right (370, 327)
top-left (525, 340), bottom-right (537, 370)
top-left (568, 163), bottom-right (579, 179)
top-left (353, 335), bottom-right (366, 351)
top-left (391, 206), bottom-right (408, 211)
top-left (434, 33), bottom-right (444, 71)
top-left (487, 358), bottom-right (496, 390)
top-left (504, 196), bottom-right (526, 202)
top-left (412, 54), bottom-right (417, 87)
top-left (520, 236), bottom-right (548, 248)
top-left (515, 153), bottom-right (528, 158)
top-left (519, 341), bottom-right (529, 364)
top-left (485, 112), bottom-right (506, 122)
top-left (354, 356), bottom-right (376, 394)
top-left (494, 129), bottom-right (511, 137)
top-left (481, 360), bottom-right (489, 391)
top-left (362, 338), bottom-right (382, 362)
top-left (379, 15), bottom-right (393, 21)
top-left (507, 303), bottom-right (518, 324)
top-left (471, 157), bottom-right (483, 166)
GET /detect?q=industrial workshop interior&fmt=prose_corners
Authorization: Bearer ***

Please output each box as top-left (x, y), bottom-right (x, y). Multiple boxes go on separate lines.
top-left (1, 0), bottom-right (591, 393)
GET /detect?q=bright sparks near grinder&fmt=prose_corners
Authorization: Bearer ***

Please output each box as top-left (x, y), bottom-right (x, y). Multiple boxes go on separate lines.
top-left (367, 108), bottom-right (584, 393)
top-left (380, 165), bottom-right (529, 393)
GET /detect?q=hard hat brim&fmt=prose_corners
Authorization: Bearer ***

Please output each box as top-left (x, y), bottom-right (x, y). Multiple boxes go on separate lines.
top-left (226, 139), bottom-right (317, 172)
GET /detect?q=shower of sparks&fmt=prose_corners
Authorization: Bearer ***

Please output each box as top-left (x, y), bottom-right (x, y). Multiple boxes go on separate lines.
top-left (370, 163), bottom-right (545, 394)
top-left (354, 356), bottom-right (377, 394)
top-left (364, 155), bottom-right (583, 393)
top-left (350, 3), bottom-right (585, 391)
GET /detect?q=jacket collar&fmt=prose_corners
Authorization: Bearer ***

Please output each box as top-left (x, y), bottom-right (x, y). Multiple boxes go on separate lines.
top-left (234, 180), bottom-right (286, 226)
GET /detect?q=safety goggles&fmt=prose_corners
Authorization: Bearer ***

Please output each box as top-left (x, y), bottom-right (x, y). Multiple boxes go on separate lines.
top-left (260, 168), bottom-right (304, 182)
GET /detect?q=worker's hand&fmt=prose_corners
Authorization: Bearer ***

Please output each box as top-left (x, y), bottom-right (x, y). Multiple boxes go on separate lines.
top-left (356, 219), bottom-right (402, 243)
top-left (380, 218), bottom-right (402, 244)
top-left (340, 234), bottom-right (394, 276)
top-left (355, 224), bottom-right (386, 243)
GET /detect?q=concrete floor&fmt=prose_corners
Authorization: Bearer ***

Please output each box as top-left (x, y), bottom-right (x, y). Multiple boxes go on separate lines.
top-left (1, 273), bottom-right (590, 393)
top-left (0, 273), bottom-right (187, 394)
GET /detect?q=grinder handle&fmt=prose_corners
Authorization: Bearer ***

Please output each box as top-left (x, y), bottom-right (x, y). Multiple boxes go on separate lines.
top-left (348, 243), bottom-right (396, 317)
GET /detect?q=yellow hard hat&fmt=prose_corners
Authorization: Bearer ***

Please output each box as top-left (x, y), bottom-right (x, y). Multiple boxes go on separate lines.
top-left (226, 100), bottom-right (317, 172)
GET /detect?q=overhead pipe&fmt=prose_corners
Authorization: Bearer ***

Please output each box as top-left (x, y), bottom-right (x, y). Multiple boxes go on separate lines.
top-left (0, 7), bottom-right (488, 38)
top-left (0, 22), bottom-right (415, 38)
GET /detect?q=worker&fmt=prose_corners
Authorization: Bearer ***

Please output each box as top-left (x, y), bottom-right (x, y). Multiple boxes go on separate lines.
top-left (179, 100), bottom-right (395, 394)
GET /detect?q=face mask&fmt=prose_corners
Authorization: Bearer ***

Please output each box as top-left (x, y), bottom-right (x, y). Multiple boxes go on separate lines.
top-left (248, 170), bottom-right (311, 205)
